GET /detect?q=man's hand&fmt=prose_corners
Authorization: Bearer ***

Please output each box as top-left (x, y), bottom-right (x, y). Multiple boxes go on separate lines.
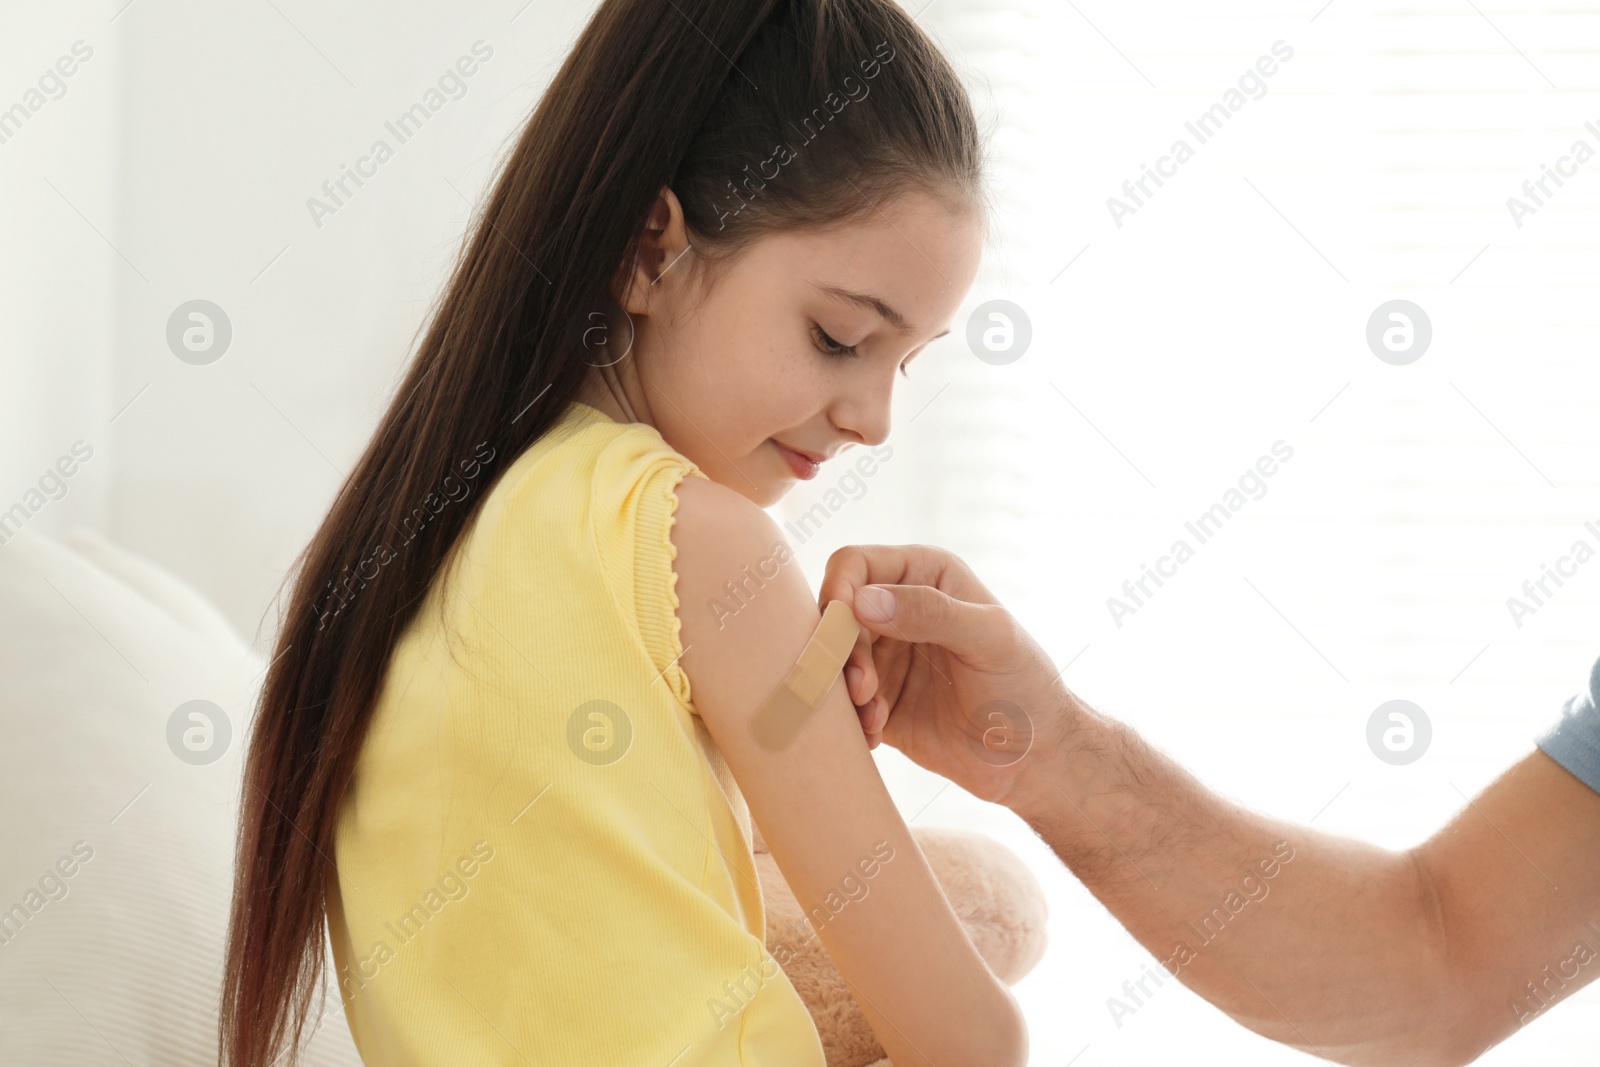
top-left (821, 542), bottom-right (1600, 1066)
top-left (819, 543), bottom-right (1072, 808)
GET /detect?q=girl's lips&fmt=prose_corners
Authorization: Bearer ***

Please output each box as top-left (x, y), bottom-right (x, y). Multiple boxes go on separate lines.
top-left (773, 440), bottom-right (820, 480)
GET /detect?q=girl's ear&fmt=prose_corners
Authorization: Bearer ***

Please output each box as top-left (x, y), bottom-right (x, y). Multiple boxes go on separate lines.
top-left (618, 185), bottom-right (691, 316)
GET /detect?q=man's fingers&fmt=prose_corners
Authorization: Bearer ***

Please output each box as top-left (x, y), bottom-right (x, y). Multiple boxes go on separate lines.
top-left (851, 582), bottom-right (1013, 666)
top-left (852, 695), bottom-right (885, 741)
top-left (816, 544), bottom-right (914, 616)
top-left (820, 543), bottom-right (996, 612)
top-left (817, 543), bottom-right (871, 608)
top-left (867, 694), bottom-right (888, 736)
top-left (819, 544), bottom-right (1010, 744)
top-left (851, 636), bottom-right (877, 701)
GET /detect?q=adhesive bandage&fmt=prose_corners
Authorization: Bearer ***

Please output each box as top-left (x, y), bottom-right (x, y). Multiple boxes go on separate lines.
top-left (750, 598), bottom-right (861, 750)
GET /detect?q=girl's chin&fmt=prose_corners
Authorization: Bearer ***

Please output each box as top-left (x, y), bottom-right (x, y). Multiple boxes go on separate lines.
top-left (710, 475), bottom-right (782, 509)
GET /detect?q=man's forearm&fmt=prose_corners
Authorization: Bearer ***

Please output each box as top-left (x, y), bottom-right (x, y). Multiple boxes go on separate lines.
top-left (1008, 696), bottom-right (1468, 1067)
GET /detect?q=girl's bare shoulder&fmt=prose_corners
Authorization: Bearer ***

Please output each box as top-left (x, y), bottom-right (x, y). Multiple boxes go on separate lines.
top-left (669, 476), bottom-right (814, 720)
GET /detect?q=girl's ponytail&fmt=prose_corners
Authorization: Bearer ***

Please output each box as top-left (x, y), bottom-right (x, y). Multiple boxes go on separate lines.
top-left (220, 3), bottom-right (982, 1065)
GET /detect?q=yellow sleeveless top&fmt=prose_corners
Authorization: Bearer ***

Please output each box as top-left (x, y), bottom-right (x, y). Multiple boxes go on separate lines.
top-left (327, 400), bottom-right (826, 1066)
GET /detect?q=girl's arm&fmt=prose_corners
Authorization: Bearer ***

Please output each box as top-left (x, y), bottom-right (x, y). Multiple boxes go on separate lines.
top-left (671, 475), bottom-right (1028, 1067)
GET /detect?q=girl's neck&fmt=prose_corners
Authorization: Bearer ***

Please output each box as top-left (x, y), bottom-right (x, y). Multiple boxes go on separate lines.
top-left (578, 361), bottom-right (647, 426)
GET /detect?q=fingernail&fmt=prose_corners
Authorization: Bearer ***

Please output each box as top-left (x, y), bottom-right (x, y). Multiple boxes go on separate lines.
top-left (858, 585), bottom-right (896, 622)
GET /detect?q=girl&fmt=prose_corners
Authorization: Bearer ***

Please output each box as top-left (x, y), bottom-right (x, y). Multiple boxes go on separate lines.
top-left (220, 1), bottom-right (1023, 1064)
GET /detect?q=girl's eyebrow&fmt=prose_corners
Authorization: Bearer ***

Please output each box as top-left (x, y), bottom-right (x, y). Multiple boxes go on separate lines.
top-left (812, 283), bottom-right (953, 341)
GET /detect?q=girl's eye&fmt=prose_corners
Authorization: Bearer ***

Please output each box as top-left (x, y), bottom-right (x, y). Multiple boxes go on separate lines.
top-left (811, 322), bottom-right (911, 378)
top-left (810, 322), bottom-right (857, 358)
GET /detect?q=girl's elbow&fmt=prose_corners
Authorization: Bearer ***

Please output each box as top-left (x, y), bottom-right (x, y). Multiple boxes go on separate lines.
top-left (992, 990), bottom-right (1029, 1067)
top-left (891, 986), bottom-right (1026, 1067)
top-left (949, 988), bottom-right (1028, 1067)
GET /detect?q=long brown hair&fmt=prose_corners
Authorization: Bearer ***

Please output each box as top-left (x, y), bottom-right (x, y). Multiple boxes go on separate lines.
top-left (219, 1), bottom-right (983, 1063)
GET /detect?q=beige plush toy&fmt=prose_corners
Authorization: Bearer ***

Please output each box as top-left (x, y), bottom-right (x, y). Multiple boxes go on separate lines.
top-left (751, 820), bottom-right (1048, 1067)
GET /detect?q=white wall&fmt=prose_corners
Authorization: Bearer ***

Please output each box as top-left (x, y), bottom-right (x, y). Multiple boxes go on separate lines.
top-left (2, 0), bottom-right (595, 650)
top-left (1, 6), bottom-right (119, 542)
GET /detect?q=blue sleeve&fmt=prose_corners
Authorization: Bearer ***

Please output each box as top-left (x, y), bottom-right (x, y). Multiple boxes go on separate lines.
top-left (1535, 652), bottom-right (1600, 796)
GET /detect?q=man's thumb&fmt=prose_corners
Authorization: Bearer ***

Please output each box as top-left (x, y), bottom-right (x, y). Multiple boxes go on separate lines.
top-left (853, 583), bottom-right (1003, 660)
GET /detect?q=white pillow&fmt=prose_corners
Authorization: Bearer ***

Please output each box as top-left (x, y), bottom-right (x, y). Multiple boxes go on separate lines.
top-left (0, 525), bottom-right (362, 1066)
